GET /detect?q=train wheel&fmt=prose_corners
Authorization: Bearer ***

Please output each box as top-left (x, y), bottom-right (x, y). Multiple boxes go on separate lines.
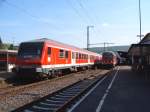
top-left (57, 70), bottom-right (63, 77)
top-left (48, 70), bottom-right (56, 78)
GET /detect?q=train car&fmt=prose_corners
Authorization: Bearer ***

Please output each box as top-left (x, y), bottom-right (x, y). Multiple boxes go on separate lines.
top-left (15, 38), bottom-right (102, 78)
top-left (101, 51), bottom-right (117, 68)
top-left (116, 51), bottom-right (129, 65)
top-left (0, 50), bottom-right (17, 72)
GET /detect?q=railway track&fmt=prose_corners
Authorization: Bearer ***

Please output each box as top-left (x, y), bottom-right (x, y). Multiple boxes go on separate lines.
top-left (0, 69), bottom-right (102, 98)
top-left (12, 70), bottom-right (111, 112)
top-left (0, 73), bottom-right (74, 98)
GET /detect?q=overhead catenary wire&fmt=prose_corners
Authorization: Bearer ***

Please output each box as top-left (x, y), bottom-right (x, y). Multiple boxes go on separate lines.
top-left (65, 0), bottom-right (89, 25)
top-left (76, 0), bottom-right (95, 24)
top-left (75, 0), bottom-right (103, 47)
top-left (2, 0), bottom-right (60, 29)
top-left (66, 0), bottom-right (105, 48)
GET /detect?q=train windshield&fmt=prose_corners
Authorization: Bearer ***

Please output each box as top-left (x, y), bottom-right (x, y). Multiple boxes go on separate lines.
top-left (102, 52), bottom-right (114, 59)
top-left (18, 42), bottom-right (44, 58)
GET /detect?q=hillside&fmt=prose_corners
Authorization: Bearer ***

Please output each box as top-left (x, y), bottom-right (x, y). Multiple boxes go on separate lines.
top-left (87, 45), bottom-right (130, 54)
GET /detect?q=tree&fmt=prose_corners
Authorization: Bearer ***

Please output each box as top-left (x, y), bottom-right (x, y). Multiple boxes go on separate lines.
top-left (0, 37), bottom-right (3, 49)
top-left (8, 44), bottom-right (14, 50)
top-left (0, 37), bottom-right (2, 44)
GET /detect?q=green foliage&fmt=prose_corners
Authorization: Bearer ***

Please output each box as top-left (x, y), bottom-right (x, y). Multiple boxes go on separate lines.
top-left (88, 45), bottom-right (130, 54)
top-left (8, 44), bottom-right (14, 50)
top-left (0, 44), bottom-right (9, 50)
top-left (0, 43), bottom-right (17, 50)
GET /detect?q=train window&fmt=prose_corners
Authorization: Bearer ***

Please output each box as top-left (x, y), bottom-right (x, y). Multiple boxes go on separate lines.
top-left (59, 49), bottom-right (65, 58)
top-left (72, 52), bottom-right (75, 59)
top-left (86, 55), bottom-right (88, 59)
top-left (9, 53), bottom-right (16, 58)
top-left (0, 53), bottom-right (7, 58)
top-left (79, 53), bottom-right (81, 59)
top-left (0, 62), bottom-right (7, 71)
top-left (65, 51), bottom-right (68, 58)
top-left (72, 52), bottom-right (74, 59)
top-left (76, 53), bottom-right (78, 59)
top-left (18, 42), bottom-right (44, 57)
top-left (48, 47), bottom-right (51, 56)
top-left (82, 54), bottom-right (84, 59)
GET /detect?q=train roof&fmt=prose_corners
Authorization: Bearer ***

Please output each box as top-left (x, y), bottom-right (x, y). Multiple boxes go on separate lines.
top-left (0, 50), bottom-right (17, 53)
top-left (21, 38), bottom-right (100, 56)
top-left (102, 51), bottom-right (116, 55)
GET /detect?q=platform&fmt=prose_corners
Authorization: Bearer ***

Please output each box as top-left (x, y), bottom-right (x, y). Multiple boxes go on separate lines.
top-left (69, 66), bottom-right (150, 112)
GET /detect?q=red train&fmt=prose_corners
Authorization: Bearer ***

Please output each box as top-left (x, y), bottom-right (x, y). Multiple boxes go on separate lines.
top-left (102, 51), bottom-right (118, 68)
top-left (15, 38), bottom-right (102, 78)
top-left (0, 50), bottom-right (17, 72)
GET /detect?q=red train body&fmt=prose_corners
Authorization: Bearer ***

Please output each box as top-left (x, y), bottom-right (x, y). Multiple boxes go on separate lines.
top-left (16, 38), bottom-right (102, 77)
top-left (0, 50), bottom-right (17, 72)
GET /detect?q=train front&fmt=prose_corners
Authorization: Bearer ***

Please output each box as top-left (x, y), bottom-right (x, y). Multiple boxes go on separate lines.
top-left (15, 42), bottom-right (44, 78)
top-left (102, 51), bottom-right (117, 67)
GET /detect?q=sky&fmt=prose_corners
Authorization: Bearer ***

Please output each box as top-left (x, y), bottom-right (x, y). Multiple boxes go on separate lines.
top-left (0, 0), bottom-right (150, 48)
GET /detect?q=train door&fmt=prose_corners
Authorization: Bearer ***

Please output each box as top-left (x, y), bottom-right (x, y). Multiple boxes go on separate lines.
top-left (8, 52), bottom-right (16, 72)
top-left (47, 47), bottom-right (51, 65)
top-left (88, 55), bottom-right (90, 63)
top-left (72, 52), bottom-right (76, 65)
top-left (0, 52), bottom-right (7, 71)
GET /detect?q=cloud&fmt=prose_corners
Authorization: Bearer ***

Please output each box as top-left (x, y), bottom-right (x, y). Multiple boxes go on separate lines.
top-left (102, 23), bottom-right (110, 27)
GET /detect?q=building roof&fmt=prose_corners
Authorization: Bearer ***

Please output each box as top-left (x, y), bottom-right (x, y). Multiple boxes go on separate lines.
top-left (128, 33), bottom-right (150, 56)
top-left (140, 33), bottom-right (150, 44)
top-left (128, 44), bottom-right (150, 56)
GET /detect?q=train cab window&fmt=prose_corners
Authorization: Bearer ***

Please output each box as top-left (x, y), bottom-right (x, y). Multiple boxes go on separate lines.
top-left (48, 47), bottom-right (51, 56)
top-left (59, 49), bottom-right (65, 58)
top-left (65, 51), bottom-right (68, 58)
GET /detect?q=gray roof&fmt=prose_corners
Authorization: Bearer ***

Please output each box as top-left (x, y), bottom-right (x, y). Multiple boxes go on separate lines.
top-left (140, 33), bottom-right (150, 44)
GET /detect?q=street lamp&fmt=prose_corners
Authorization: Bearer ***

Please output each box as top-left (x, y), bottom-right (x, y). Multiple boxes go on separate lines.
top-left (139, 0), bottom-right (142, 41)
top-left (87, 25), bottom-right (94, 50)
